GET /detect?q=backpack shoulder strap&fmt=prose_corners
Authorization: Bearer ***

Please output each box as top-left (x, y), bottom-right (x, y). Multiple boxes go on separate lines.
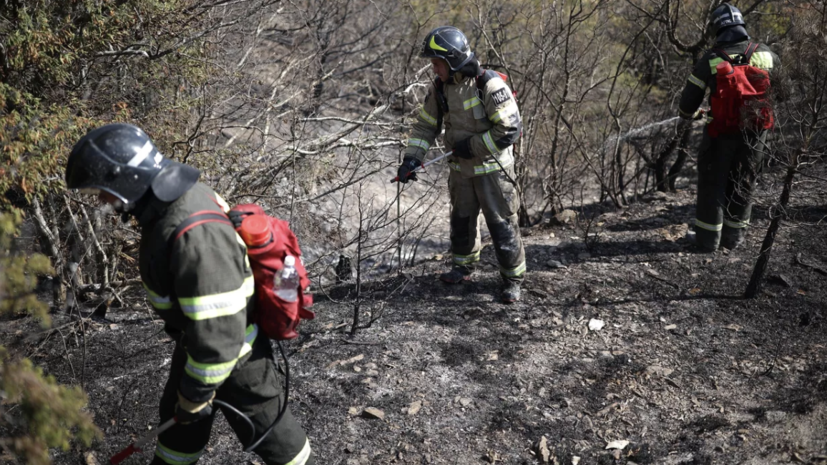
top-left (714, 48), bottom-right (734, 63)
top-left (168, 210), bottom-right (233, 253)
top-left (743, 42), bottom-right (759, 63)
top-left (434, 77), bottom-right (448, 129)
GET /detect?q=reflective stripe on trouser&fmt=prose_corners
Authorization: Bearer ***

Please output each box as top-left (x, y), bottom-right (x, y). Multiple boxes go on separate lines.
top-left (448, 167), bottom-right (525, 283)
top-left (152, 335), bottom-right (314, 465)
top-left (453, 250), bottom-right (480, 267)
top-left (695, 127), bottom-right (766, 250)
top-left (155, 442), bottom-right (203, 464)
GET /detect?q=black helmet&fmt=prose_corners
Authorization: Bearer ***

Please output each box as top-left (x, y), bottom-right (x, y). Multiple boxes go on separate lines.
top-left (65, 123), bottom-right (199, 208)
top-left (709, 3), bottom-right (745, 36)
top-left (420, 26), bottom-right (474, 71)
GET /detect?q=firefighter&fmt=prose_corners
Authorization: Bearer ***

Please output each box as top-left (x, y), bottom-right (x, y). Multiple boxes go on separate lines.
top-left (397, 26), bottom-right (526, 303)
top-left (65, 124), bottom-right (314, 465)
top-left (678, 3), bottom-right (779, 252)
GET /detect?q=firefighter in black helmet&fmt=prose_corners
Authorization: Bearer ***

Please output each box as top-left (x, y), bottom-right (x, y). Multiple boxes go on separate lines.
top-left (397, 27), bottom-right (527, 303)
top-left (677, 3), bottom-right (779, 252)
top-left (66, 124), bottom-right (314, 465)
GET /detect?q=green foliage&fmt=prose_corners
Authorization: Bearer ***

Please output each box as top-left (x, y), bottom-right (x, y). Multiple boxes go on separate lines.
top-left (0, 350), bottom-right (101, 465)
top-left (0, 0), bottom-right (212, 179)
top-left (0, 209), bottom-right (53, 324)
top-left (0, 210), bottom-right (101, 464)
top-left (0, 83), bottom-right (95, 206)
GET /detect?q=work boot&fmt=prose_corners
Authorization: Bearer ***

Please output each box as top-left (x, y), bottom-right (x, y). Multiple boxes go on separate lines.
top-left (686, 242), bottom-right (717, 254)
top-left (720, 230), bottom-right (745, 251)
top-left (501, 281), bottom-right (521, 303)
top-left (440, 266), bottom-right (473, 284)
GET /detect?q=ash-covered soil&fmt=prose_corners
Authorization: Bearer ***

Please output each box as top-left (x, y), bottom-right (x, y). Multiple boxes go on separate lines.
top-left (4, 165), bottom-right (827, 465)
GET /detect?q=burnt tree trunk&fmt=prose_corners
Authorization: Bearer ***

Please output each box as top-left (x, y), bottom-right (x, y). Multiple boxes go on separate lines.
top-left (744, 151), bottom-right (800, 298)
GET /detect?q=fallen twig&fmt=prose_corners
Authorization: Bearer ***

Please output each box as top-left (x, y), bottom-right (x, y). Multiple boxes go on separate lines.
top-left (795, 253), bottom-right (827, 276)
top-left (340, 339), bottom-right (382, 346)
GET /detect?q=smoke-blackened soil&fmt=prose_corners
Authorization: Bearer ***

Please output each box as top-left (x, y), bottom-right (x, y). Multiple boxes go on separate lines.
top-left (4, 163), bottom-right (827, 465)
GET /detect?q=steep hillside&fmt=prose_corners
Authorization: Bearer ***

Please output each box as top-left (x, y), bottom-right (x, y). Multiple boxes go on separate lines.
top-left (4, 164), bottom-right (827, 465)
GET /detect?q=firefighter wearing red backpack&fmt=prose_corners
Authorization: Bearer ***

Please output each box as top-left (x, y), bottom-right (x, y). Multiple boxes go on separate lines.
top-left (65, 124), bottom-right (314, 465)
top-left (397, 26), bottom-right (526, 303)
top-left (678, 3), bottom-right (779, 252)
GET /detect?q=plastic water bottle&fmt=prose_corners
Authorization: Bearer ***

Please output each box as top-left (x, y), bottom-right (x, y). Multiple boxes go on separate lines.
top-left (275, 255), bottom-right (299, 302)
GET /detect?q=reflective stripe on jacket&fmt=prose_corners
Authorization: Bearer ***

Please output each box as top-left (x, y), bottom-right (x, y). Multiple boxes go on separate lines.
top-left (138, 182), bottom-right (255, 402)
top-left (405, 72), bottom-right (522, 178)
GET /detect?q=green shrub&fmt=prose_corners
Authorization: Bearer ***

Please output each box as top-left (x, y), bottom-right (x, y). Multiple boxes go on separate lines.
top-left (0, 210), bottom-right (101, 464)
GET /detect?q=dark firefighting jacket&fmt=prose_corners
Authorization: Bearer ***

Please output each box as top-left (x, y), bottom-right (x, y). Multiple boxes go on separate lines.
top-left (405, 71), bottom-right (522, 177)
top-left (678, 40), bottom-right (778, 122)
top-left (137, 182), bottom-right (256, 403)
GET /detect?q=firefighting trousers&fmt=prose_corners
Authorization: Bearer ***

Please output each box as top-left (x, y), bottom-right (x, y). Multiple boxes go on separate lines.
top-left (694, 128), bottom-right (767, 251)
top-left (448, 167), bottom-right (526, 282)
top-left (150, 335), bottom-right (314, 465)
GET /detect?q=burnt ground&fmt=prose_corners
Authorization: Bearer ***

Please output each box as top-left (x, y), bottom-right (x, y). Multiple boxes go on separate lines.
top-left (4, 162), bottom-right (827, 465)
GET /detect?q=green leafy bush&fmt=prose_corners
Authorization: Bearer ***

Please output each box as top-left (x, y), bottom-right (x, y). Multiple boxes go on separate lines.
top-left (0, 210), bottom-right (101, 464)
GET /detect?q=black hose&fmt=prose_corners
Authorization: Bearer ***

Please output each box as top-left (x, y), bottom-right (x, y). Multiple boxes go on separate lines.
top-left (212, 399), bottom-right (255, 448)
top-left (211, 340), bottom-right (290, 453)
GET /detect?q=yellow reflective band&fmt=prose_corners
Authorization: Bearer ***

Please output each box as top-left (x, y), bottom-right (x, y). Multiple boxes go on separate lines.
top-left (463, 97), bottom-right (482, 110)
top-left (687, 74), bottom-right (706, 90)
top-left (155, 441), bottom-right (203, 465)
top-left (489, 103), bottom-right (517, 123)
top-left (453, 251), bottom-right (481, 265)
top-left (185, 357), bottom-right (236, 385)
top-left (408, 138), bottom-right (430, 150)
top-left (695, 219), bottom-right (723, 232)
top-left (482, 131), bottom-right (499, 155)
top-left (448, 152), bottom-right (513, 175)
top-left (709, 57), bottom-right (725, 75)
top-left (475, 151), bottom-right (513, 175)
top-left (501, 261), bottom-right (526, 278)
top-left (419, 108), bottom-right (437, 126)
top-left (185, 324), bottom-right (258, 385)
top-left (214, 193), bottom-right (231, 213)
top-left (724, 218), bottom-right (749, 229)
top-left (143, 282), bottom-right (172, 310)
top-left (429, 36), bottom-right (448, 52)
top-left (750, 51), bottom-right (773, 70)
top-left (284, 438), bottom-right (312, 465)
top-left (179, 276), bottom-right (255, 320)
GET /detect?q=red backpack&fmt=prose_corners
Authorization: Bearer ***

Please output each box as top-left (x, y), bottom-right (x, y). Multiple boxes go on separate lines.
top-left (708, 42), bottom-right (774, 138)
top-left (171, 202), bottom-right (315, 340)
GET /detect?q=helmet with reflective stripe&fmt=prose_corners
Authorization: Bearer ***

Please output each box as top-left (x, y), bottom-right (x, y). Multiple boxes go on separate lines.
top-left (420, 26), bottom-right (474, 72)
top-left (709, 3), bottom-right (746, 36)
top-left (66, 123), bottom-right (199, 207)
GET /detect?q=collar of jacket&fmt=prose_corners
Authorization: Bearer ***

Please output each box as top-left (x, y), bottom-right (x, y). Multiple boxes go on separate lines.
top-left (133, 192), bottom-right (171, 228)
top-left (449, 73), bottom-right (477, 86)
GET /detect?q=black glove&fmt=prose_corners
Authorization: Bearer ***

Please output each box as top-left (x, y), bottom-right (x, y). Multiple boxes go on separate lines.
top-left (175, 391), bottom-right (214, 424)
top-left (397, 157), bottom-right (422, 183)
top-left (453, 138), bottom-right (473, 159)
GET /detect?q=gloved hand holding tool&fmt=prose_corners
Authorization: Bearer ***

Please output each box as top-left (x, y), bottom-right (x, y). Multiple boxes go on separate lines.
top-left (395, 157), bottom-right (422, 183)
top-left (109, 396), bottom-right (255, 464)
top-left (391, 150), bottom-right (454, 183)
